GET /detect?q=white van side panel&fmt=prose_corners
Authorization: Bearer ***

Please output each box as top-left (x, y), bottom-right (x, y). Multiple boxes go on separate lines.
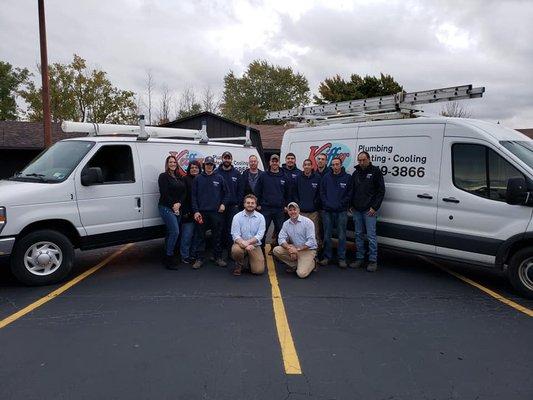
top-left (436, 124), bottom-right (532, 264)
top-left (137, 143), bottom-right (262, 228)
top-left (357, 123), bottom-right (443, 253)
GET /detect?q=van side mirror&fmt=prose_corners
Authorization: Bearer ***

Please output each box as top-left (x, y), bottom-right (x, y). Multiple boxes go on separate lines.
top-left (506, 178), bottom-right (529, 205)
top-left (81, 167), bottom-right (103, 186)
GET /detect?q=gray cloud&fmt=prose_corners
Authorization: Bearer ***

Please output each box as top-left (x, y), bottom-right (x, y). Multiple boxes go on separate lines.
top-left (1, 0), bottom-right (532, 126)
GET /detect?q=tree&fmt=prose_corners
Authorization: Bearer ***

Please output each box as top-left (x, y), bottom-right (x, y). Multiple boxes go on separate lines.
top-left (221, 60), bottom-right (310, 124)
top-left (202, 86), bottom-right (220, 114)
top-left (176, 87), bottom-right (202, 119)
top-left (314, 73), bottom-right (403, 104)
top-left (156, 84), bottom-right (173, 125)
top-left (440, 101), bottom-right (471, 118)
top-left (21, 54), bottom-right (137, 123)
top-left (0, 61), bottom-right (31, 120)
top-left (145, 69), bottom-right (155, 125)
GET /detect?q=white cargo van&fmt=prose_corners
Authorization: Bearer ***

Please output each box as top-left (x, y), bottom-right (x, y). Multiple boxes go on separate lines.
top-left (281, 117), bottom-right (533, 298)
top-left (0, 122), bottom-right (262, 285)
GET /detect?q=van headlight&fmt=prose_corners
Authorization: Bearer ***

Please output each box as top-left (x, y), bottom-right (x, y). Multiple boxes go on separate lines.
top-left (0, 207), bottom-right (5, 234)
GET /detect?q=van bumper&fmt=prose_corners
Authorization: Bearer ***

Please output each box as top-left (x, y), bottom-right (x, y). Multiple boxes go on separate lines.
top-left (0, 237), bottom-right (16, 256)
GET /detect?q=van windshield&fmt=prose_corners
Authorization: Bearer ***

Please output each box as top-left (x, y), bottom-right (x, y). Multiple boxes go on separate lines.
top-left (9, 141), bottom-right (95, 183)
top-left (501, 141), bottom-right (533, 170)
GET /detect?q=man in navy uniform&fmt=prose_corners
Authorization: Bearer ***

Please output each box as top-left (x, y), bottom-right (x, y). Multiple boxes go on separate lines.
top-left (192, 156), bottom-right (230, 269)
top-left (294, 159), bottom-right (322, 251)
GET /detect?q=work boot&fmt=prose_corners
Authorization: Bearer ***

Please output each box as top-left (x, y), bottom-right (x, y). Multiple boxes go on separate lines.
top-left (215, 258), bottom-right (227, 267)
top-left (338, 260), bottom-right (347, 269)
top-left (164, 255), bottom-right (178, 270)
top-left (318, 258), bottom-right (329, 266)
top-left (192, 259), bottom-right (203, 269)
top-left (349, 259), bottom-right (364, 269)
top-left (232, 263), bottom-right (242, 276)
top-left (366, 261), bottom-right (378, 272)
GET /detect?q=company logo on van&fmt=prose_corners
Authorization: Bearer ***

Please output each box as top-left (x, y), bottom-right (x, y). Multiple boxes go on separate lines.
top-left (308, 143), bottom-right (352, 168)
top-left (169, 149), bottom-right (206, 176)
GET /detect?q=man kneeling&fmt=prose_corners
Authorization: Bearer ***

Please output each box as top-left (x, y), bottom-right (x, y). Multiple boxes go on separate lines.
top-left (231, 194), bottom-right (266, 276)
top-left (273, 202), bottom-right (317, 279)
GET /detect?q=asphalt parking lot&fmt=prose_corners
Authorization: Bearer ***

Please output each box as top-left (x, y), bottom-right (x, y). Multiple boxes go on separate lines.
top-left (1, 239), bottom-right (532, 400)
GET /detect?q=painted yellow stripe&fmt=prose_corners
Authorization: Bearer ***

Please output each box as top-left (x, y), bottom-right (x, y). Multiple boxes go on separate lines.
top-left (423, 257), bottom-right (533, 317)
top-left (0, 243), bottom-right (134, 329)
top-left (266, 245), bottom-right (302, 374)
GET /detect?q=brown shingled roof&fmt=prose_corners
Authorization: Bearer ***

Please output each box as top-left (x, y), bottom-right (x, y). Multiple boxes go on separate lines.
top-left (249, 123), bottom-right (295, 151)
top-left (517, 129), bottom-right (533, 139)
top-left (0, 121), bottom-right (84, 149)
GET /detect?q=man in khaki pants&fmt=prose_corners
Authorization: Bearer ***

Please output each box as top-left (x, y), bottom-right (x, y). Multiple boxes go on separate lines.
top-left (230, 194), bottom-right (266, 276)
top-left (273, 202), bottom-right (317, 279)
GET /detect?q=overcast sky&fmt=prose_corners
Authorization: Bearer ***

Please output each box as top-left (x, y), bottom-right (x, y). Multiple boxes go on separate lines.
top-left (1, 0), bottom-right (532, 127)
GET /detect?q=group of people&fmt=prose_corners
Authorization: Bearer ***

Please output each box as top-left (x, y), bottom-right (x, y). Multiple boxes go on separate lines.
top-left (157, 150), bottom-right (385, 278)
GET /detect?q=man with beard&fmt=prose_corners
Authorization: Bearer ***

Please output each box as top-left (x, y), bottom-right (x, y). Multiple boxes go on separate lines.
top-left (315, 153), bottom-right (331, 177)
top-left (294, 159), bottom-right (322, 251)
top-left (230, 194), bottom-right (266, 276)
top-left (349, 151), bottom-right (385, 272)
top-left (216, 151), bottom-right (244, 255)
top-left (255, 154), bottom-right (290, 254)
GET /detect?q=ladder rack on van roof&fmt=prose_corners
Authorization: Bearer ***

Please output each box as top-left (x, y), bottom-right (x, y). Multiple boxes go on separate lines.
top-left (265, 84), bottom-right (485, 126)
top-left (61, 116), bottom-right (253, 147)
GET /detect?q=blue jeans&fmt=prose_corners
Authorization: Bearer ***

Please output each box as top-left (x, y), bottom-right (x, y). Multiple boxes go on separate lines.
top-left (159, 205), bottom-right (180, 256)
top-left (179, 221), bottom-right (196, 259)
top-left (353, 210), bottom-right (377, 262)
top-left (322, 211), bottom-right (348, 260)
top-left (261, 208), bottom-right (285, 249)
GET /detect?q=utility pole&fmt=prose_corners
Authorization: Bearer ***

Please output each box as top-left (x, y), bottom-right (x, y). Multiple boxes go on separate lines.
top-left (38, 0), bottom-right (52, 148)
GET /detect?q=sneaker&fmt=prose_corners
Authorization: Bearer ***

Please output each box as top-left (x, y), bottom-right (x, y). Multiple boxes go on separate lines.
top-left (338, 260), bottom-right (347, 269)
top-left (318, 258), bottom-right (329, 266)
top-left (232, 264), bottom-right (242, 276)
top-left (181, 257), bottom-right (193, 264)
top-left (215, 258), bottom-right (227, 267)
top-left (349, 259), bottom-right (364, 269)
top-left (366, 261), bottom-right (378, 272)
top-left (192, 259), bottom-right (203, 269)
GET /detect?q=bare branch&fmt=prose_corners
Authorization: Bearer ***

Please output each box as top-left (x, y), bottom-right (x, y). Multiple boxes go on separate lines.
top-left (440, 101), bottom-right (471, 118)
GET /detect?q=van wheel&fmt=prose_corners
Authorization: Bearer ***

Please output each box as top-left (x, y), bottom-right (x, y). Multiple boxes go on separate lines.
top-left (508, 248), bottom-right (533, 299)
top-left (11, 230), bottom-right (74, 286)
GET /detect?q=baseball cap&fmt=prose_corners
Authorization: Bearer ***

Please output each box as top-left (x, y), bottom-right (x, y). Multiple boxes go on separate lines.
top-left (203, 156), bottom-right (215, 165)
top-left (222, 151), bottom-right (232, 159)
top-left (287, 202), bottom-right (300, 209)
top-left (270, 154), bottom-right (280, 161)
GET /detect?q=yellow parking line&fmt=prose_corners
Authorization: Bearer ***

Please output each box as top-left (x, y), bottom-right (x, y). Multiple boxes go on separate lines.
top-left (423, 257), bottom-right (533, 317)
top-left (0, 243), bottom-right (134, 329)
top-left (266, 245), bottom-right (302, 374)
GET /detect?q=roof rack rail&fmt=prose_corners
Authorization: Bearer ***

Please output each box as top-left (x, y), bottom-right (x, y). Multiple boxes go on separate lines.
top-left (265, 84), bottom-right (485, 126)
top-left (62, 116), bottom-right (253, 146)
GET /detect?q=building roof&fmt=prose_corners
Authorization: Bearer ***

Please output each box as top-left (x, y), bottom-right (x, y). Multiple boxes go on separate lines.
top-left (249, 123), bottom-right (294, 151)
top-left (517, 129), bottom-right (533, 139)
top-left (162, 111), bottom-right (259, 133)
top-left (0, 121), bottom-right (83, 149)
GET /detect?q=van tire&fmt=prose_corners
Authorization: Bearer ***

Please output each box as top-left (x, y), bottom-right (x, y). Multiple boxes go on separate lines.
top-left (508, 247), bottom-right (533, 299)
top-left (11, 230), bottom-right (74, 286)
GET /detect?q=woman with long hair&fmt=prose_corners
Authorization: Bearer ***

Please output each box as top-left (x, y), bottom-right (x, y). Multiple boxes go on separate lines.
top-left (179, 160), bottom-right (202, 264)
top-left (158, 155), bottom-right (187, 269)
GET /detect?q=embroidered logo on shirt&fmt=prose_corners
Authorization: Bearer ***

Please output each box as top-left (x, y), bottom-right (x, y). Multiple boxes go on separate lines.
top-left (232, 177), bottom-right (238, 182)
top-left (280, 180), bottom-right (285, 185)
top-left (366, 174), bottom-right (373, 179)
top-left (311, 183), bottom-right (318, 188)
top-left (213, 181), bottom-right (220, 186)
top-left (340, 182), bottom-right (346, 188)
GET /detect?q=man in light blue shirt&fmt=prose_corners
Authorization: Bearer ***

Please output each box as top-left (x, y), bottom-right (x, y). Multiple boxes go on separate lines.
top-left (231, 194), bottom-right (266, 276)
top-left (273, 202), bottom-right (317, 278)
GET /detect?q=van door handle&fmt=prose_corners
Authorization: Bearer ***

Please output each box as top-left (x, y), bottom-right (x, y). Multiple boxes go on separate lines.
top-left (135, 197), bottom-right (141, 208)
top-left (417, 193), bottom-right (433, 199)
top-left (442, 197), bottom-right (460, 203)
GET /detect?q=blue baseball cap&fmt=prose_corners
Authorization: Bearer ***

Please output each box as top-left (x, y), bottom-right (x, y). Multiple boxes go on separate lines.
top-left (203, 156), bottom-right (215, 165)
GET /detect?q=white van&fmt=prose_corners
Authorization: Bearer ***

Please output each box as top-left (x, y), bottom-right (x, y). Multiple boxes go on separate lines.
top-left (281, 116), bottom-right (533, 298)
top-left (0, 128), bottom-right (262, 285)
